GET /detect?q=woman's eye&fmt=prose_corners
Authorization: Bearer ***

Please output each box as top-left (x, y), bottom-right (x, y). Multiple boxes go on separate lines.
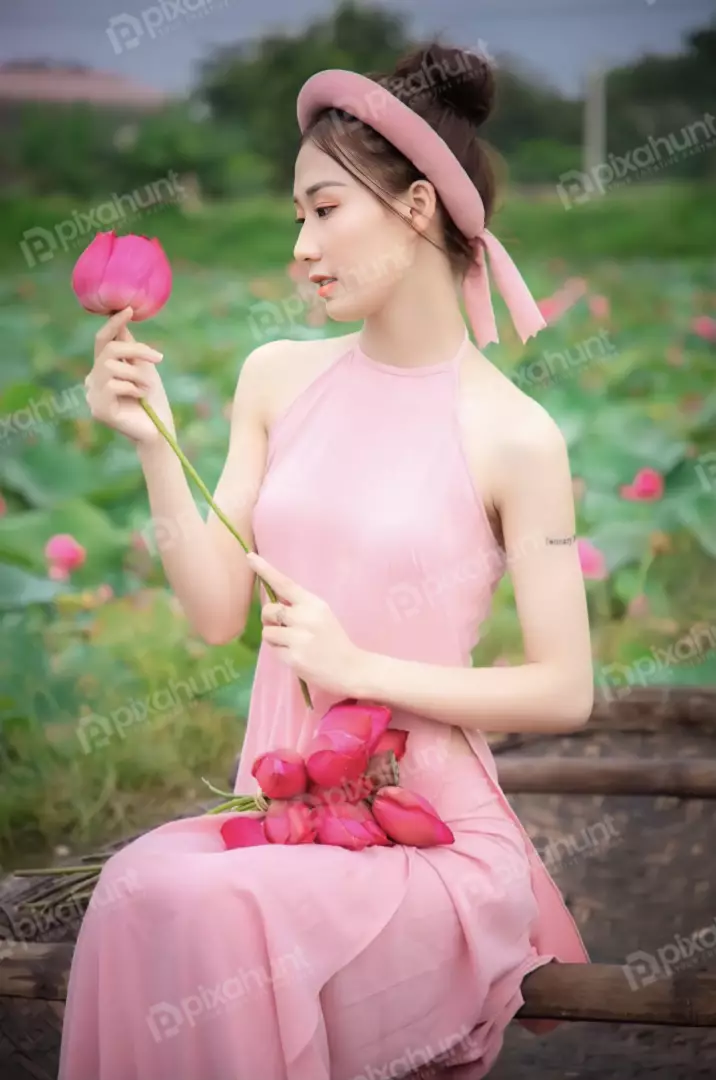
top-left (293, 206), bottom-right (334, 225)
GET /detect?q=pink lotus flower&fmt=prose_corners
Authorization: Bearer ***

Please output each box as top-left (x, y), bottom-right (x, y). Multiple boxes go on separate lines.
top-left (372, 787), bottom-right (454, 847)
top-left (577, 538), bottom-right (608, 581)
top-left (285, 260), bottom-right (327, 325)
top-left (627, 593), bottom-right (650, 618)
top-left (589, 295), bottom-right (610, 320)
top-left (314, 800), bottom-right (392, 851)
top-left (130, 531), bottom-right (149, 553)
top-left (286, 260), bottom-right (306, 284)
top-left (305, 700), bottom-right (392, 787)
top-left (251, 748), bottom-right (308, 799)
top-left (264, 800), bottom-right (317, 844)
top-left (304, 774), bottom-right (375, 809)
top-left (220, 815), bottom-right (270, 850)
top-left (71, 231), bottom-right (172, 321)
top-left (692, 315), bottom-right (716, 342)
top-left (371, 728), bottom-right (408, 761)
top-left (44, 533), bottom-right (86, 580)
top-left (619, 468), bottom-right (664, 502)
top-left (537, 277), bottom-right (588, 325)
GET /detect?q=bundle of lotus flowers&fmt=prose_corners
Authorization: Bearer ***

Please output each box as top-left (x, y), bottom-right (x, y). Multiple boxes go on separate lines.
top-left (13, 702), bottom-right (454, 904)
top-left (210, 698), bottom-right (455, 851)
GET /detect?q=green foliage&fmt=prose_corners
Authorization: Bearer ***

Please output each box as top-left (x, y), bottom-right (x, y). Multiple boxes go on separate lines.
top-left (1, 5), bottom-right (713, 201)
top-left (1, 182), bottom-right (715, 867)
top-left (1, 0), bottom-right (714, 870)
top-left (200, 1), bottom-right (409, 187)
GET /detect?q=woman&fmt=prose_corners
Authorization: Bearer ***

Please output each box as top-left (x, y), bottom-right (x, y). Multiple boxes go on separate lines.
top-left (62, 42), bottom-right (593, 1080)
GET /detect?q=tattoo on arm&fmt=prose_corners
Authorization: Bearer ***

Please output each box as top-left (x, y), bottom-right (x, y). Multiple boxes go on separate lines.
top-left (546, 534), bottom-right (576, 546)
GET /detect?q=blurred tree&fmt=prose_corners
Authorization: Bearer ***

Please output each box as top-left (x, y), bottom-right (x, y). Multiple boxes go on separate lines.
top-left (606, 20), bottom-right (716, 179)
top-left (483, 65), bottom-right (582, 180)
top-left (2, 5), bottom-right (713, 198)
top-left (198, 0), bottom-right (409, 186)
top-left (110, 104), bottom-right (272, 198)
top-left (197, 0), bottom-right (584, 188)
top-left (1, 104), bottom-right (116, 197)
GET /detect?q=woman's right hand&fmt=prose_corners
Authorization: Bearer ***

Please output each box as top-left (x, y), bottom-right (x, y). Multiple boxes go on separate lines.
top-left (85, 306), bottom-right (175, 446)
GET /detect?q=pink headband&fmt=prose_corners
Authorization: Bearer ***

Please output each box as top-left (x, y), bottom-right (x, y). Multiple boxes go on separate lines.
top-left (297, 68), bottom-right (546, 349)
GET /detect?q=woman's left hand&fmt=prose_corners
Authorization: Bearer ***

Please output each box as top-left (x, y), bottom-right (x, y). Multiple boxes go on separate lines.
top-left (247, 552), bottom-right (366, 699)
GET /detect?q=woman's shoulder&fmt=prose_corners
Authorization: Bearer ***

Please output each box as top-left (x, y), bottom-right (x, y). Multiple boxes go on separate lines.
top-left (461, 343), bottom-right (565, 454)
top-left (242, 331), bottom-right (358, 371)
top-left (249, 333), bottom-right (360, 433)
top-left (458, 344), bottom-right (568, 537)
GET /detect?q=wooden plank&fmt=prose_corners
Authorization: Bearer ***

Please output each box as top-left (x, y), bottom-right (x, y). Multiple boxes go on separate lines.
top-left (485, 688), bottom-right (716, 756)
top-left (0, 941), bottom-right (73, 1001)
top-left (2, 945), bottom-right (715, 1027)
top-left (518, 963), bottom-right (716, 1027)
top-left (589, 686), bottom-right (716, 734)
top-left (497, 757), bottom-right (716, 797)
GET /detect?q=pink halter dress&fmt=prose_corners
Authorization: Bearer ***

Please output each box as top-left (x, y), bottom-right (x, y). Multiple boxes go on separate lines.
top-left (59, 329), bottom-right (589, 1080)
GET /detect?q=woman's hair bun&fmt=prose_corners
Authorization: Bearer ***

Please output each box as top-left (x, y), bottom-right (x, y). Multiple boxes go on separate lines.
top-left (386, 41), bottom-right (496, 128)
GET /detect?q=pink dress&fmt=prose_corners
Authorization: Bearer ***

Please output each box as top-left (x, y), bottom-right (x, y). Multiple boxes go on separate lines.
top-left (59, 329), bottom-right (590, 1080)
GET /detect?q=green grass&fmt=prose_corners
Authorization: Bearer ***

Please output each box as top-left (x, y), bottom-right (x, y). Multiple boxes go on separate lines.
top-left (1, 182), bottom-right (714, 277)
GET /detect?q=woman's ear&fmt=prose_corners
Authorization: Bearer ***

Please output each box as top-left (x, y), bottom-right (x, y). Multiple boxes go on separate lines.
top-left (407, 179), bottom-right (438, 235)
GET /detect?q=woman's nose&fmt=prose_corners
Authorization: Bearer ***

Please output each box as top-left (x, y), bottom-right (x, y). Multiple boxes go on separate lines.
top-left (293, 220), bottom-right (321, 265)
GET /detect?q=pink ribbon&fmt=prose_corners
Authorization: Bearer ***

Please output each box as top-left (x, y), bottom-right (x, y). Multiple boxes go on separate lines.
top-left (463, 230), bottom-right (547, 349)
top-left (297, 69), bottom-right (547, 351)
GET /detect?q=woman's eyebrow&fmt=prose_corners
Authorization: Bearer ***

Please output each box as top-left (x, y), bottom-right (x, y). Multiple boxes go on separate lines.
top-left (292, 180), bottom-right (348, 204)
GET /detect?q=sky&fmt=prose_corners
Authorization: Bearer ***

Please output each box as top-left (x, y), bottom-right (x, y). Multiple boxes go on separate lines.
top-left (0, 0), bottom-right (713, 99)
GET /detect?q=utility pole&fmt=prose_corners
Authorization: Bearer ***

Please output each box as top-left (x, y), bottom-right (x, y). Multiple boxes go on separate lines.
top-left (583, 64), bottom-right (607, 175)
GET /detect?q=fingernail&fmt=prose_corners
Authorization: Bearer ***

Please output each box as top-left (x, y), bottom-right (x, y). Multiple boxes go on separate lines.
top-left (151, 350), bottom-right (163, 361)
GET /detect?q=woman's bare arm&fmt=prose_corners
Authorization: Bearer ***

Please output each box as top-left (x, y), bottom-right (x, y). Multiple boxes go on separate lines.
top-left (353, 410), bottom-right (594, 732)
top-left (137, 339), bottom-right (287, 645)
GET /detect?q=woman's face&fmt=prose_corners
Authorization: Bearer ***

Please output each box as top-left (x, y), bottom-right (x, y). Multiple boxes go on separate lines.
top-left (293, 140), bottom-right (418, 323)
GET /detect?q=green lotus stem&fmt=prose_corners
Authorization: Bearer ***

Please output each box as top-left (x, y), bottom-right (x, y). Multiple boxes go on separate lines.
top-left (140, 400), bottom-right (250, 554)
top-left (206, 797), bottom-right (259, 815)
top-left (13, 863), bottom-right (108, 876)
top-left (139, 398), bottom-right (313, 710)
top-left (21, 881), bottom-right (99, 910)
top-left (201, 777), bottom-right (237, 800)
top-left (635, 551), bottom-right (654, 596)
top-left (54, 888), bottom-right (95, 904)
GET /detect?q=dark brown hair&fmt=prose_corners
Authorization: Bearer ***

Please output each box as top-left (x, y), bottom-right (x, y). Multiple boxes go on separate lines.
top-left (299, 41), bottom-right (498, 278)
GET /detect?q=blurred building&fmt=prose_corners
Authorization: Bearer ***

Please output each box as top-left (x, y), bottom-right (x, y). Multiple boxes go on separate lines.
top-left (0, 61), bottom-right (176, 193)
top-left (0, 61), bottom-right (170, 111)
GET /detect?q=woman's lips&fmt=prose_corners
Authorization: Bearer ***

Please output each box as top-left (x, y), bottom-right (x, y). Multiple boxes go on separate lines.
top-left (317, 278), bottom-right (337, 298)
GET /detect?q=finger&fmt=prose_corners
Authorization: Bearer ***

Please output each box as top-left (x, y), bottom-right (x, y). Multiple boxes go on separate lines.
top-left (262, 625), bottom-right (291, 647)
top-left (115, 321), bottom-right (136, 344)
top-left (104, 341), bottom-right (163, 365)
top-left (106, 378), bottom-right (145, 399)
top-left (248, 554), bottom-right (304, 604)
top-left (104, 357), bottom-right (152, 390)
top-left (261, 602), bottom-right (293, 626)
top-left (94, 307), bottom-right (134, 354)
